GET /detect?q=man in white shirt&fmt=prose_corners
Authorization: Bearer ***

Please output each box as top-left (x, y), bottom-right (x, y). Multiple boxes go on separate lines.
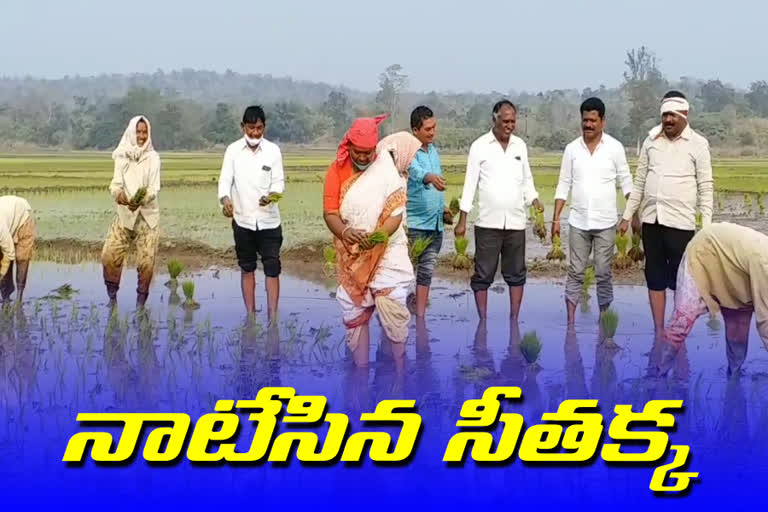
top-left (455, 100), bottom-right (544, 320)
top-left (218, 106), bottom-right (285, 324)
top-left (553, 98), bottom-right (634, 326)
top-left (0, 195), bottom-right (36, 304)
top-left (619, 91), bottom-right (714, 334)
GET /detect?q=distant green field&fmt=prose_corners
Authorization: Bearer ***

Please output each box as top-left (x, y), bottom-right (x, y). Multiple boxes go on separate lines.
top-left (0, 152), bottom-right (765, 250)
top-left (0, 152), bottom-right (765, 192)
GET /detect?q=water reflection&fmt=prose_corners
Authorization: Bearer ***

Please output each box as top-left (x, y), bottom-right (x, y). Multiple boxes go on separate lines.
top-left (0, 269), bottom-right (766, 474)
top-left (564, 329), bottom-right (588, 399)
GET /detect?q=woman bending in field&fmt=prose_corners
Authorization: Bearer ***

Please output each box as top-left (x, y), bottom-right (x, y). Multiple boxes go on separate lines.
top-left (656, 222), bottom-right (768, 377)
top-left (322, 117), bottom-right (415, 367)
top-left (101, 116), bottom-right (161, 308)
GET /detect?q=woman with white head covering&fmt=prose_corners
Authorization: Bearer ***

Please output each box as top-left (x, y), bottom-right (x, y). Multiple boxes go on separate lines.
top-left (101, 115), bottom-right (161, 308)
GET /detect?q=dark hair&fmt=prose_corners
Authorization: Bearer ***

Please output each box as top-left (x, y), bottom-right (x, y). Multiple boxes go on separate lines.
top-left (410, 105), bottom-right (434, 130)
top-left (580, 97), bottom-right (606, 119)
top-left (492, 99), bottom-right (517, 116)
top-left (663, 90), bottom-right (687, 100)
top-left (242, 105), bottom-right (266, 125)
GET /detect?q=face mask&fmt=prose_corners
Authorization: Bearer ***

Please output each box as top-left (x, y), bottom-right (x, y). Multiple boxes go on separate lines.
top-left (245, 135), bottom-right (262, 147)
top-left (352, 160), bottom-right (372, 171)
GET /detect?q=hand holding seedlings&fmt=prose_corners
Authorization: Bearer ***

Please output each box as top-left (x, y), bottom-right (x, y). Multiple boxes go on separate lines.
top-left (129, 187), bottom-right (147, 211)
top-left (449, 197), bottom-right (460, 216)
top-left (546, 234), bottom-right (566, 261)
top-left (363, 230), bottom-right (389, 250)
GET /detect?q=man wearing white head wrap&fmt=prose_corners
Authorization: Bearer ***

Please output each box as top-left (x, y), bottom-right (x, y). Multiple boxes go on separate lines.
top-left (620, 91), bottom-right (714, 335)
top-left (101, 115), bottom-right (161, 308)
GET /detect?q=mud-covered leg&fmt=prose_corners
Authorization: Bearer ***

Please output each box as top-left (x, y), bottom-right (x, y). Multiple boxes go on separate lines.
top-left (15, 260), bottom-right (29, 303)
top-left (1, 261), bottom-right (15, 303)
top-left (722, 307), bottom-right (753, 378)
top-left (135, 219), bottom-right (159, 308)
top-left (101, 218), bottom-right (129, 305)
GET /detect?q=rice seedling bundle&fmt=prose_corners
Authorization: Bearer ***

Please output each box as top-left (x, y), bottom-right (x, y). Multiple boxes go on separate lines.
top-left (613, 233), bottom-right (632, 270)
top-left (520, 331), bottom-right (542, 365)
top-left (452, 236), bottom-right (472, 270)
top-left (409, 236), bottom-right (433, 265)
top-left (628, 233), bottom-right (644, 262)
top-left (546, 234), bottom-right (566, 261)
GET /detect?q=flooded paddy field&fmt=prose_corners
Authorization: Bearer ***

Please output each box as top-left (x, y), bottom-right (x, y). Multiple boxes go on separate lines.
top-left (3, 153), bottom-right (768, 505)
top-left (1, 262), bottom-right (767, 505)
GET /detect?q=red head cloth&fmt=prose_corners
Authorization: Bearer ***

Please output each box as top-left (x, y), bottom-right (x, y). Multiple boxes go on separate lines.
top-left (336, 114), bottom-right (389, 165)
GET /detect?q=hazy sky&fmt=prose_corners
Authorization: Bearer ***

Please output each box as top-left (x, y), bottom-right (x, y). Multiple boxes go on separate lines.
top-left (2, 0), bottom-right (765, 93)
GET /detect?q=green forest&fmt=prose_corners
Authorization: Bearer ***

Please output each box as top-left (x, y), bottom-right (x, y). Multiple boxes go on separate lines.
top-left (2, 46), bottom-right (768, 155)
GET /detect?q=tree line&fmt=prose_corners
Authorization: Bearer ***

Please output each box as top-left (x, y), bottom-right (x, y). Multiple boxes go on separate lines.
top-left (2, 47), bottom-right (768, 154)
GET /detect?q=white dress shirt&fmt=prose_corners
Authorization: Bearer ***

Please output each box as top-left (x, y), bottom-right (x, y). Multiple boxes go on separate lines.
top-left (554, 133), bottom-right (633, 231)
top-left (459, 131), bottom-right (539, 230)
top-left (218, 137), bottom-right (285, 231)
top-left (622, 124), bottom-right (714, 231)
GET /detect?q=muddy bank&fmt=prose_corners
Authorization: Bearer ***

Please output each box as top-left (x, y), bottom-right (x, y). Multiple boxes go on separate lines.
top-left (32, 237), bottom-right (648, 286)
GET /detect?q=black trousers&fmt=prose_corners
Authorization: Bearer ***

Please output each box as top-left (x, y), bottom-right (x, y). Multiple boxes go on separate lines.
top-left (232, 221), bottom-right (283, 276)
top-left (470, 227), bottom-right (526, 292)
top-left (642, 221), bottom-right (694, 291)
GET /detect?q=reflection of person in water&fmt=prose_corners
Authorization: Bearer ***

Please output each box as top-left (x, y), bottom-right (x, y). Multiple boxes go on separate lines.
top-left (237, 322), bottom-right (280, 399)
top-left (499, 320), bottom-right (525, 384)
top-left (563, 330), bottom-right (588, 398)
top-left (662, 222), bottom-right (768, 376)
top-left (472, 320), bottom-right (497, 380)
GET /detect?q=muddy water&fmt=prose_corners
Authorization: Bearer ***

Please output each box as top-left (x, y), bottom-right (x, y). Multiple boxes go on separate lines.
top-left (7, 262), bottom-right (768, 407)
top-left (2, 262), bottom-right (768, 504)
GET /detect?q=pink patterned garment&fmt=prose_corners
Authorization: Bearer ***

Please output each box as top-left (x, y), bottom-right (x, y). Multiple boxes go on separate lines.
top-left (666, 253), bottom-right (709, 344)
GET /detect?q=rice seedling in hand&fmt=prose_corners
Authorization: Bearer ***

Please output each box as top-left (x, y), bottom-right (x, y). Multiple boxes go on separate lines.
top-left (600, 309), bottom-right (620, 348)
top-left (612, 233), bottom-right (632, 270)
top-left (546, 234), bottom-right (566, 261)
top-left (130, 186), bottom-right (147, 207)
top-left (520, 331), bottom-right (543, 367)
top-left (182, 280), bottom-right (200, 310)
top-left (322, 244), bottom-right (337, 277)
top-left (452, 236), bottom-right (472, 270)
top-left (266, 192), bottom-right (283, 203)
top-left (449, 197), bottom-right (460, 216)
top-left (628, 233), bottom-right (644, 262)
top-left (409, 235), bottom-right (433, 265)
top-left (366, 230), bottom-right (389, 247)
top-left (530, 206), bottom-right (546, 241)
top-left (695, 212), bottom-right (703, 230)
